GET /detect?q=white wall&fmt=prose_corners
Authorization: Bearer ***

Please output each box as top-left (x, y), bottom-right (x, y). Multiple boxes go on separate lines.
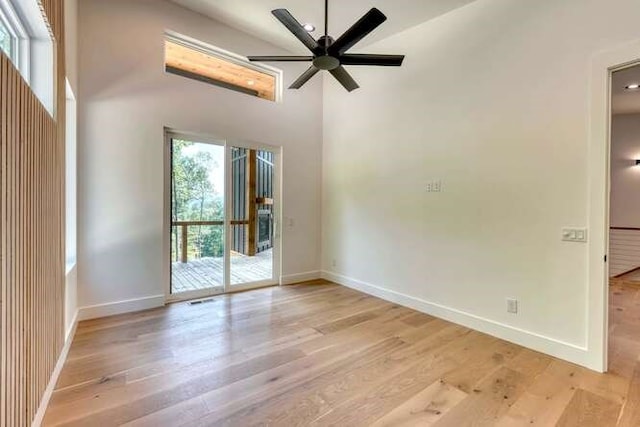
top-left (77, 0), bottom-right (322, 310)
top-left (322, 0), bottom-right (640, 369)
top-left (65, 0), bottom-right (79, 336)
top-left (65, 265), bottom-right (78, 338)
top-left (611, 114), bottom-right (640, 228)
top-left (65, 82), bottom-right (78, 334)
top-left (64, 0), bottom-right (78, 93)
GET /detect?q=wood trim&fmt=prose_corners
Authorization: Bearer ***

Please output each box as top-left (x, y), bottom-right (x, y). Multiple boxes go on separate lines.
top-left (0, 0), bottom-right (66, 425)
top-left (164, 40), bottom-right (276, 101)
top-left (247, 150), bottom-right (257, 257)
top-left (172, 220), bottom-right (250, 263)
top-left (180, 224), bottom-right (188, 263)
top-left (256, 197), bottom-right (274, 205)
top-left (171, 220), bottom-right (249, 226)
top-left (165, 66), bottom-right (260, 97)
top-left (610, 227), bottom-right (640, 231)
top-left (172, 220), bottom-right (222, 226)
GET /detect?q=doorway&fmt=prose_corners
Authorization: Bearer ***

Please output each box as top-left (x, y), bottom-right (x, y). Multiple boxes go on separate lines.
top-left (165, 131), bottom-right (281, 302)
top-left (607, 64), bottom-right (640, 376)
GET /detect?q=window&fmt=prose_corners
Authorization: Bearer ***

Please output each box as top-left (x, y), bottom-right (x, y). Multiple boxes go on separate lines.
top-left (0, 0), bottom-right (55, 116)
top-left (0, 17), bottom-right (15, 58)
top-left (164, 32), bottom-right (282, 102)
top-left (0, 0), bottom-right (26, 70)
top-left (65, 79), bottom-right (77, 271)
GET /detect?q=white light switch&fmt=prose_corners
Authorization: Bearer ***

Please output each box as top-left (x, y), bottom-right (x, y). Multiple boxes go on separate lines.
top-left (562, 227), bottom-right (587, 243)
top-left (426, 180), bottom-right (443, 193)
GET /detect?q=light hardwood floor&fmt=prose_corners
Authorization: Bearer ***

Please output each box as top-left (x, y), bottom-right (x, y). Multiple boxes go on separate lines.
top-left (43, 280), bottom-right (640, 426)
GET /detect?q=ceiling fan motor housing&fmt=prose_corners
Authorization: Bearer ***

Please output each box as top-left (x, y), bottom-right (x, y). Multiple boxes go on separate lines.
top-left (314, 55), bottom-right (340, 71)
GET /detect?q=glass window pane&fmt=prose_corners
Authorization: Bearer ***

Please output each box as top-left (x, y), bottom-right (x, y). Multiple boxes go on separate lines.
top-left (0, 19), bottom-right (13, 59)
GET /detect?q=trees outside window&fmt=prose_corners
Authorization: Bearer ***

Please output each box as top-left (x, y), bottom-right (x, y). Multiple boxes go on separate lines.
top-left (171, 140), bottom-right (224, 261)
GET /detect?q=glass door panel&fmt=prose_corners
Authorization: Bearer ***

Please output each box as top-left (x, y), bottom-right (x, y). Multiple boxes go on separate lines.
top-left (170, 138), bottom-right (226, 297)
top-left (228, 146), bottom-right (276, 287)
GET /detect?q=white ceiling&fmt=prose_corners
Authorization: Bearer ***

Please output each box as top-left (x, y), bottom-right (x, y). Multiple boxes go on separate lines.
top-left (612, 65), bottom-right (640, 115)
top-left (171, 0), bottom-right (478, 54)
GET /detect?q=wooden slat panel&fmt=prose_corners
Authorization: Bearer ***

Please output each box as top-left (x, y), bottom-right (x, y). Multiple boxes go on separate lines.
top-left (0, 0), bottom-right (66, 425)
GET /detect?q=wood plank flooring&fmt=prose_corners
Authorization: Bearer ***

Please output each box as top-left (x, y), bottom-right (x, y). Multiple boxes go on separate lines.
top-left (42, 280), bottom-right (640, 426)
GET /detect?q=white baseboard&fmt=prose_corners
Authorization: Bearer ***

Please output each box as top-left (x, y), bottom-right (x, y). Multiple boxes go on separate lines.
top-left (280, 270), bottom-right (322, 285)
top-left (77, 295), bottom-right (165, 321)
top-left (321, 271), bottom-right (596, 371)
top-left (32, 311), bottom-right (79, 427)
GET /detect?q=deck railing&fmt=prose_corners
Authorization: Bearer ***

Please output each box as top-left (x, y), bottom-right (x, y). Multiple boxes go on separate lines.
top-left (172, 220), bottom-right (249, 263)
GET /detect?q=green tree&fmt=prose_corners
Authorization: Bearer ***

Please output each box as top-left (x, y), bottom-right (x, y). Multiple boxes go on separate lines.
top-left (171, 141), bottom-right (224, 261)
top-left (0, 22), bottom-right (12, 57)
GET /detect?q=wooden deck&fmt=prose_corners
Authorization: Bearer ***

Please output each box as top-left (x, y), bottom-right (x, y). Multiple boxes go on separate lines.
top-left (171, 249), bottom-right (273, 292)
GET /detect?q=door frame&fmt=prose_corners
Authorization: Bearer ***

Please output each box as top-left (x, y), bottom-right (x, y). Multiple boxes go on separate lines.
top-left (588, 41), bottom-right (640, 372)
top-left (163, 128), bottom-right (283, 303)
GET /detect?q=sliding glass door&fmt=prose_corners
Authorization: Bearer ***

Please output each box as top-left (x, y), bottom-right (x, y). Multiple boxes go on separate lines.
top-left (169, 137), bottom-right (226, 300)
top-left (227, 145), bottom-right (277, 291)
top-left (166, 132), bottom-right (279, 301)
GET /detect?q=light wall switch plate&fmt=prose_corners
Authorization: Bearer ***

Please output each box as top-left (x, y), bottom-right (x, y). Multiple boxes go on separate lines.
top-left (562, 227), bottom-right (587, 243)
top-left (426, 180), bottom-right (443, 193)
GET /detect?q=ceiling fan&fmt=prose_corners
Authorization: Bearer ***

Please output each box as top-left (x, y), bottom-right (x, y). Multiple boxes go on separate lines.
top-left (247, 0), bottom-right (405, 92)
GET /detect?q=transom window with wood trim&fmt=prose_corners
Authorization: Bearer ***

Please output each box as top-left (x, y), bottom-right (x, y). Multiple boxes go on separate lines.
top-left (164, 33), bottom-right (281, 102)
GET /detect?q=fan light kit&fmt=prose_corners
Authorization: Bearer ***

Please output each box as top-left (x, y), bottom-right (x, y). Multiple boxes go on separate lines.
top-left (248, 0), bottom-right (405, 92)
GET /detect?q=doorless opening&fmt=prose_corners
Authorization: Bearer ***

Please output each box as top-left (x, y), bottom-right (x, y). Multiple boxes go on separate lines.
top-left (606, 63), bottom-right (640, 373)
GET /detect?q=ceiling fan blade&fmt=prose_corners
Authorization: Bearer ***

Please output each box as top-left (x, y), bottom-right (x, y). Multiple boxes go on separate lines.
top-left (339, 54), bottom-right (404, 66)
top-left (330, 66), bottom-right (360, 92)
top-left (272, 9), bottom-right (321, 53)
top-left (329, 8), bottom-right (387, 55)
top-left (248, 56), bottom-right (313, 62)
top-left (289, 66), bottom-right (320, 89)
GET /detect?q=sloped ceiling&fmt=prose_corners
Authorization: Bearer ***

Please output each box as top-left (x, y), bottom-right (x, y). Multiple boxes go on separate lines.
top-left (170, 0), bottom-right (479, 54)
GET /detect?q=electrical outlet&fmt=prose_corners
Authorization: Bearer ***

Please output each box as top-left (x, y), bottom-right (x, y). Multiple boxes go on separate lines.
top-left (331, 259), bottom-right (337, 268)
top-left (287, 217), bottom-right (294, 227)
top-left (506, 298), bottom-right (518, 314)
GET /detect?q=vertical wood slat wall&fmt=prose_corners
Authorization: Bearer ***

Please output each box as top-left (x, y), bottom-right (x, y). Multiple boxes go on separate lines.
top-left (0, 0), bottom-right (65, 426)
